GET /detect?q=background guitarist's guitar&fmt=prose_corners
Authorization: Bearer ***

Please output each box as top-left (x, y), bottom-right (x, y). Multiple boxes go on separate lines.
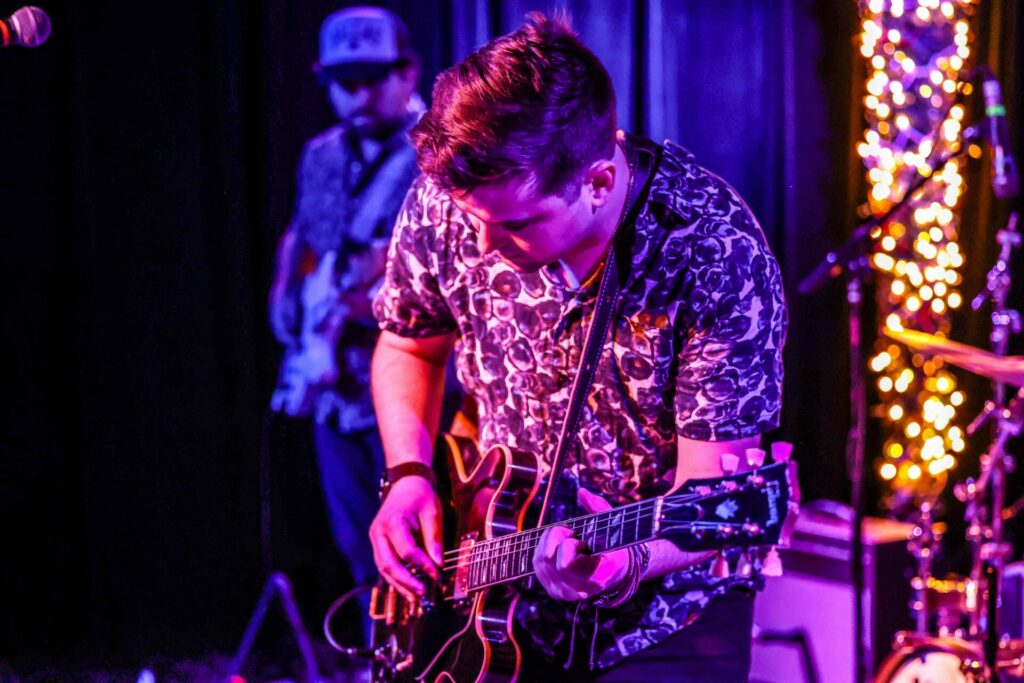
top-left (368, 435), bottom-right (800, 683)
top-left (269, 240), bottom-right (388, 420)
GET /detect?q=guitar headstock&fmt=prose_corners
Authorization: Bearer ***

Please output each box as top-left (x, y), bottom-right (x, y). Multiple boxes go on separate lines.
top-left (658, 455), bottom-right (800, 554)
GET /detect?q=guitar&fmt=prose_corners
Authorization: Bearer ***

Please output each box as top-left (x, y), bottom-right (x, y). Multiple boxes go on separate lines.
top-left (270, 240), bottom-right (388, 419)
top-left (368, 435), bottom-right (800, 683)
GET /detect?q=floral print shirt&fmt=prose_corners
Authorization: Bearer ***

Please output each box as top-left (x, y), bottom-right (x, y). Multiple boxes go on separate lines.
top-left (373, 135), bottom-right (787, 669)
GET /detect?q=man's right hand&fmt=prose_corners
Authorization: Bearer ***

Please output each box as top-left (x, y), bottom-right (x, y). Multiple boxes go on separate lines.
top-left (369, 474), bottom-right (444, 601)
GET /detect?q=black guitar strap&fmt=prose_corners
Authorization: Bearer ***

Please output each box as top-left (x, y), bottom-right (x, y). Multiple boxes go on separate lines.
top-left (536, 137), bottom-right (662, 527)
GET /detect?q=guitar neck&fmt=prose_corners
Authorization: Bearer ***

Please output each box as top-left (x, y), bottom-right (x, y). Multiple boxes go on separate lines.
top-left (457, 498), bottom-right (661, 592)
top-left (447, 460), bottom-right (795, 597)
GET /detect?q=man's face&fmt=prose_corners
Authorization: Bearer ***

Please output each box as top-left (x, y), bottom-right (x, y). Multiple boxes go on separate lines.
top-left (451, 175), bottom-right (593, 273)
top-left (327, 65), bottom-right (417, 138)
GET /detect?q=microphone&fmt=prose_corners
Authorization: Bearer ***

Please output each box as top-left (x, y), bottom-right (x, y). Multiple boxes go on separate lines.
top-left (981, 70), bottom-right (1020, 199)
top-left (0, 6), bottom-right (51, 48)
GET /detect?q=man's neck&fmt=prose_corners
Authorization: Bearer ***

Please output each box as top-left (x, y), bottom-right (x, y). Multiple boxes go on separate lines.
top-left (349, 115), bottom-right (411, 162)
top-left (560, 142), bottom-right (631, 282)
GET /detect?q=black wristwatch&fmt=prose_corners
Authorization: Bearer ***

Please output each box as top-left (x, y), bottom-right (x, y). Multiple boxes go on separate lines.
top-left (379, 462), bottom-right (437, 501)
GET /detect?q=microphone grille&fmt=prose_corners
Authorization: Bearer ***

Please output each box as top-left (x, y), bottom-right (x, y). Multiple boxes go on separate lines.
top-left (11, 6), bottom-right (51, 48)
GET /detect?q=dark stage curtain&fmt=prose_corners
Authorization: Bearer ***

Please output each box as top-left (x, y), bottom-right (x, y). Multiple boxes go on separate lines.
top-left (0, 0), bottom-right (1020, 670)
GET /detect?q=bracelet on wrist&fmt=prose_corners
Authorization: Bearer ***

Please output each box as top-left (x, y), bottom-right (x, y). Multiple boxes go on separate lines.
top-left (595, 542), bottom-right (650, 608)
top-left (378, 461), bottom-right (437, 501)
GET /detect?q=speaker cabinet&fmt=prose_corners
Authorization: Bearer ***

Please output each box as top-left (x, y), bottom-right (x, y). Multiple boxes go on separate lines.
top-left (750, 504), bottom-right (916, 683)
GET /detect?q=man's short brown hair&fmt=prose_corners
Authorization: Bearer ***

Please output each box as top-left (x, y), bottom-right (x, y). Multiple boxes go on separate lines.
top-left (411, 12), bottom-right (617, 200)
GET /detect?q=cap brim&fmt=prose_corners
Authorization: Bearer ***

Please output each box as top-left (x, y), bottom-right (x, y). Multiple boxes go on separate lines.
top-left (316, 61), bottom-right (396, 82)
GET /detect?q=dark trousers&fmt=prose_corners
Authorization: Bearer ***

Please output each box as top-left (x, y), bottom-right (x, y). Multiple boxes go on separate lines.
top-left (313, 424), bottom-right (385, 642)
top-left (523, 589), bottom-right (755, 683)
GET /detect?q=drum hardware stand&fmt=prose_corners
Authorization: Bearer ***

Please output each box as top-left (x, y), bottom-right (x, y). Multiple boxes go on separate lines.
top-left (972, 212), bottom-right (1021, 407)
top-left (962, 211), bottom-right (1022, 681)
top-left (908, 500), bottom-right (946, 633)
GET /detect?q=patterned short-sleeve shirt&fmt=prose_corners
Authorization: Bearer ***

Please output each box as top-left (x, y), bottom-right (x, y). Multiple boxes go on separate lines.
top-left (373, 135), bottom-right (787, 669)
top-left (290, 119), bottom-right (420, 432)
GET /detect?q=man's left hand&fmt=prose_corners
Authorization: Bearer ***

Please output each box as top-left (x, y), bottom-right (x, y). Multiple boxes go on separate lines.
top-left (532, 488), bottom-right (631, 601)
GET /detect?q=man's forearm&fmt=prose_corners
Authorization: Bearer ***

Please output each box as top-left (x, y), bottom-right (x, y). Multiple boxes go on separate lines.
top-left (371, 331), bottom-right (454, 468)
top-left (643, 540), bottom-right (715, 580)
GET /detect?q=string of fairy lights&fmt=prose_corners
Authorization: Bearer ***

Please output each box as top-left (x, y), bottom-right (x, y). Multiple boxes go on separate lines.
top-left (856, 0), bottom-right (984, 503)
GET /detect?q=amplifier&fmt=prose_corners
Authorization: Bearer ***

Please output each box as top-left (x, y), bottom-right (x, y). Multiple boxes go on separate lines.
top-left (750, 503), bottom-right (916, 683)
top-left (1001, 561), bottom-right (1024, 639)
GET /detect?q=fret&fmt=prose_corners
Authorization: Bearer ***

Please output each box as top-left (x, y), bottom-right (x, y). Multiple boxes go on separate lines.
top-left (594, 511), bottom-right (607, 553)
top-left (499, 536), bottom-right (511, 580)
top-left (471, 545), bottom-right (480, 588)
top-left (503, 535), bottom-right (514, 582)
top-left (608, 508), bottom-right (622, 551)
top-left (586, 511), bottom-right (601, 552)
top-left (491, 537), bottom-right (501, 582)
top-left (519, 530), bottom-right (534, 574)
top-left (630, 501), bottom-right (638, 544)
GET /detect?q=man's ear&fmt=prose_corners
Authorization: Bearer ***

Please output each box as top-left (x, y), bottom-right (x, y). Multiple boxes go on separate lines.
top-left (397, 62), bottom-right (420, 89)
top-left (585, 159), bottom-right (618, 209)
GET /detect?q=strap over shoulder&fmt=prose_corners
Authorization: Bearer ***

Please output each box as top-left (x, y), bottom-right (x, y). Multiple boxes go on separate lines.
top-left (535, 133), bottom-right (664, 527)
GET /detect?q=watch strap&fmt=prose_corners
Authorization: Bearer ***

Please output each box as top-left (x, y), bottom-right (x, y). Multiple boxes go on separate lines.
top-left (379, 461), bottom-right (437, 500)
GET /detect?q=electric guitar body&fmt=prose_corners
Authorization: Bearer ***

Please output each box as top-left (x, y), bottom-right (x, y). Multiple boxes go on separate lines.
top-left (371, 435), bottom-right (541, 683)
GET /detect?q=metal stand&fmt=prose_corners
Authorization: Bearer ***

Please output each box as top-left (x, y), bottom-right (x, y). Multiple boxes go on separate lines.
top-left (226, 571), bottom-right (323, 683)
top-left (225, 411), bottom-right (324, 682)
top-left (973, 213), bottom-right (1022, 407)
top-left (967, 212), bottom-right (1022, 680)
top-left (847, 274), bottom-right (870, 683)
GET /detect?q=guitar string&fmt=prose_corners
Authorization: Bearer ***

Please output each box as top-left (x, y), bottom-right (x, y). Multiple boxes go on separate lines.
top-left (438, 483), bottom-right (764, 566)
top-left (441, 516), bottom-right (753, 570)
top-left (440, 499), bottom-right (767, 572)
top-left (440, 499), bottom-right (658, 563)
top-left (438, 487), bottom-right (710, 561)
top-left (440, 516), bottom-right (756, 574)
top-left (445, 509), bottom-right (656, 568)
top-left (443, 519), bottom-right (766, 589)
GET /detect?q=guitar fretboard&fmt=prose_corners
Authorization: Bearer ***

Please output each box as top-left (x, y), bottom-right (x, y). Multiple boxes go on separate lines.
top-left (464, 498), bottom-right (659, 590)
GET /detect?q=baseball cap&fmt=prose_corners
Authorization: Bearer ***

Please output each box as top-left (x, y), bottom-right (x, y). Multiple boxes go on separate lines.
top-left (314, 7), bottom-right (416, 82)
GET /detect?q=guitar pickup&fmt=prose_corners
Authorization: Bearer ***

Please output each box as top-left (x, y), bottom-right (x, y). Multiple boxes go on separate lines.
top-left (452, 535), bottom-right (477, 601)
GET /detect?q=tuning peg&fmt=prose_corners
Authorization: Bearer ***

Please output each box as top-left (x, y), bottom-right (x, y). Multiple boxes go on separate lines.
top-left (745, 448), bottom-right (766, 468)
top-left (736, 551), bottom-right (754, 577)
top-left (771, 442), bottom-right (794, 463)
top-left (762, 547), bottom-right (783, 577)
top-left (720, 453), bottom-right (740, 475)
top-left (711, 552), bottom-right (730, 579)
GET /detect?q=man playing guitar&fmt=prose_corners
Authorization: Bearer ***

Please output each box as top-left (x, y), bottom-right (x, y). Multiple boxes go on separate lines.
top-left (267, 6), bottom-right (423, 645)
top-left (370, 12), bottom-right (788, 681)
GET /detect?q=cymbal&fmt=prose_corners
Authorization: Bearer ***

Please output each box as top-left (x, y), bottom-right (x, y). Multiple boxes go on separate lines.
top-left (885, 328), bottom-right (1024, 387)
